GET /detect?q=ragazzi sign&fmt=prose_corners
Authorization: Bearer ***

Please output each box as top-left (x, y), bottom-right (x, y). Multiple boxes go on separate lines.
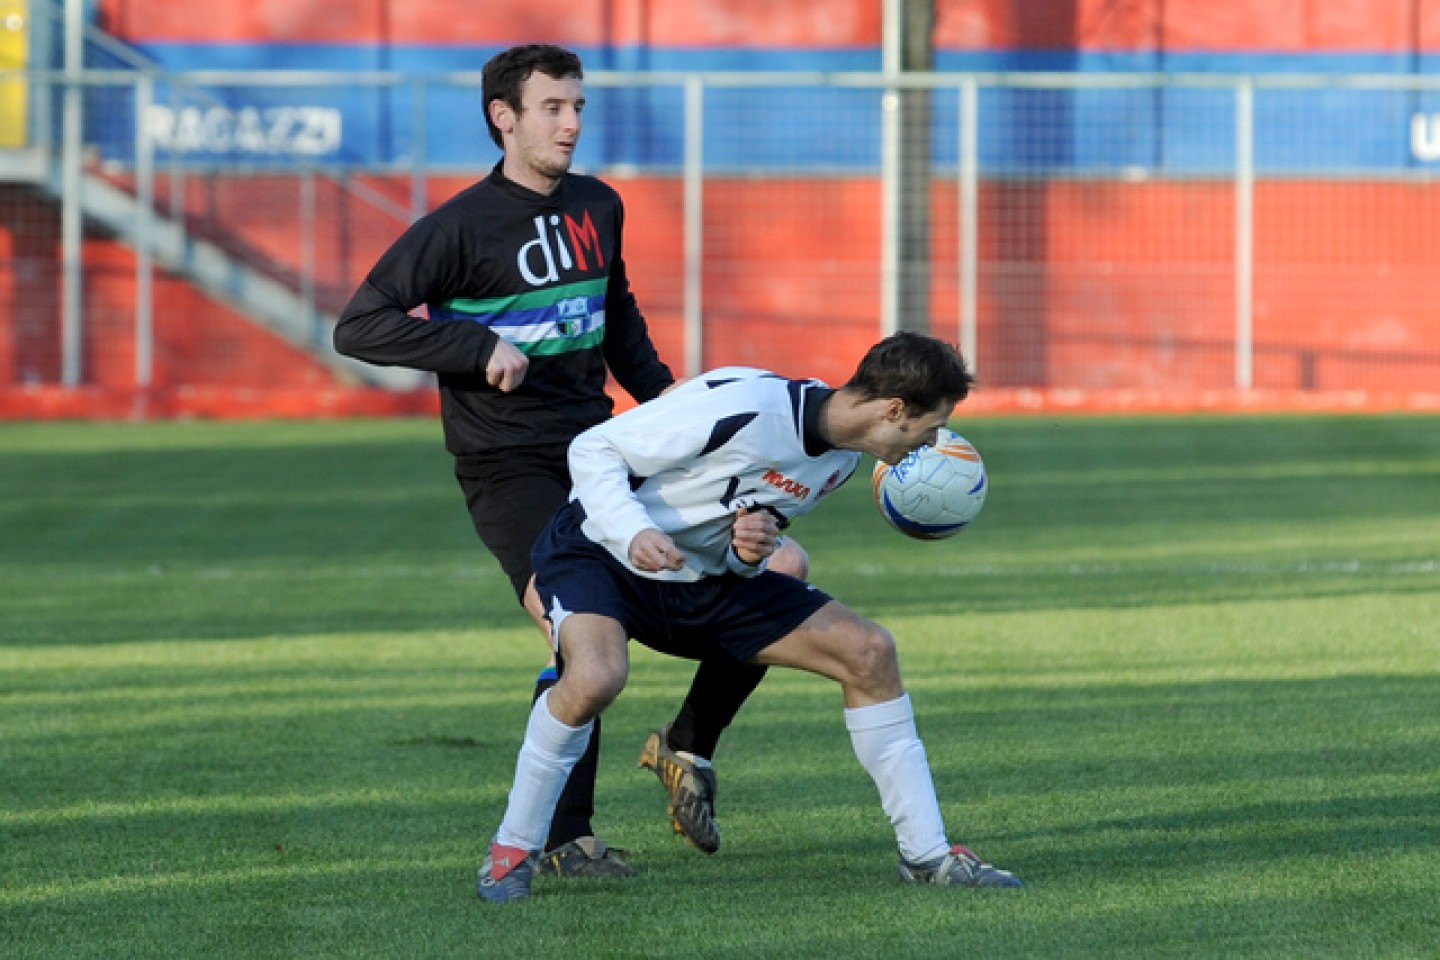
top-left (144, 105), bottom-right (342, 157)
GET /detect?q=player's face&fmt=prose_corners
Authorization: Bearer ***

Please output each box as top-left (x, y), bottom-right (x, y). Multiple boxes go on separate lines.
top-left (873, 400), bottom-right (953, 465)
top-left (496, 72), bottom-right (584, 192)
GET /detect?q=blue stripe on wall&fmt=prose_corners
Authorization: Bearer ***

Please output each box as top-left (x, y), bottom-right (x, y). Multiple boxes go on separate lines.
top-left (98, 44), bottom-right (1440, 173)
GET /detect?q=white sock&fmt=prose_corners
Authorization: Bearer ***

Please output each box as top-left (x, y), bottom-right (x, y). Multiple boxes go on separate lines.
top-left (844, 693), bottom-right (950, 864)
top-left (493, 690), bottom-right (593, 853)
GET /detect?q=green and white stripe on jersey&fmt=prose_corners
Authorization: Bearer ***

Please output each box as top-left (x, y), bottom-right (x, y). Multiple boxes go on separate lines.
top-left (435, 277), bottom-right (607, 356)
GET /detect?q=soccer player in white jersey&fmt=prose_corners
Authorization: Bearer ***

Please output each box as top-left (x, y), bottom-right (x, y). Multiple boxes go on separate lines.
top-left (478, 332), bottom-right (1023, 901)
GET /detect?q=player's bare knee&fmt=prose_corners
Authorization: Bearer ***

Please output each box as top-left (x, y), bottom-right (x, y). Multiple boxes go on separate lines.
top-left (569, 649), bottom-right (628, 704)
top-left (556, 623), bottom-right (629, 715)
top-left (841, 621), bottom-right (900, 686)
top-left (770, 538), bottom-right (810, 580)
top-left (590, 661), bottom-right (628, 707)
top-left (553, 660), bottom-right (626, 721)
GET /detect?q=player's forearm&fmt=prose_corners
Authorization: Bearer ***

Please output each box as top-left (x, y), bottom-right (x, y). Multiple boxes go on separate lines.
top-left (334, 283), bottom-right (497, 374)
top-left (601, 276), bottom-right (673, 402)
top-left (567, 429), bottom-right (659, 555)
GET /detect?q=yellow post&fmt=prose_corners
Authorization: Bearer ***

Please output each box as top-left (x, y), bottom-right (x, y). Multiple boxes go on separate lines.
top-left (0, 0), bottom-right (28, 147)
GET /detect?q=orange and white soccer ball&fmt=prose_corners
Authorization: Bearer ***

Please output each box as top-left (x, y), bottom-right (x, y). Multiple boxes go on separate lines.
top-left (871, 429), bottom-right (988, 540)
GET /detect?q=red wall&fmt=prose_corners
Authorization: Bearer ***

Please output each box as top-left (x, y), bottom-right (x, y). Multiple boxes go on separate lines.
top-left (95, 0), bottom-right (881, 47)
top-left (15, 1), bottom-right (1440, 415)
top-left (97, 0), bottom-right (1440, 51)
top-left (635, 176), bottom-right (1440, 397)
top-left (0, 185), bottom-right (56, 386)
top-left (5, 174), bottom-right (1439, 417)
top-left (0, 184), bottom-right (361, 417)
top-left (941, 0), bottom-right (1440, 51)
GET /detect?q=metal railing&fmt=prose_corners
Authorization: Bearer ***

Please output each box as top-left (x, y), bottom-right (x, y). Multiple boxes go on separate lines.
top-left (5, 62), bottom-right (1440, 397)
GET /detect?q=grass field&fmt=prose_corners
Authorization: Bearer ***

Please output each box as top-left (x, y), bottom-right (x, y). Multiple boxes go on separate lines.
top-left (2, 414), bottom-right (1437, 959)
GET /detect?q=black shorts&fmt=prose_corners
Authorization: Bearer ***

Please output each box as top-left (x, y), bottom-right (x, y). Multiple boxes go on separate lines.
top-left (455, 442), bottom-right (572, 602)
top-left (532, 501), bottom-right (834, 663)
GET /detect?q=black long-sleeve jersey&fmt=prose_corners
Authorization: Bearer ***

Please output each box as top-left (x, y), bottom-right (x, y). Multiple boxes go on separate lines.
top-left (334, 163), bottom-right (674, 457)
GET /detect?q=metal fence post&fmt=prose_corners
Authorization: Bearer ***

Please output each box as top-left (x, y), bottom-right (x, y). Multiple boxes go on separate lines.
top-left (879, 87), bottom-right (901, 338)
top-left (167, 82), bottom-right (185, 224)
top-left (880, 0), bottom-right (903, 338)
top-left (135, 72), bottom-right (154, 387)
top-left (300, 167), bottom-right (318, 344)
top-left (1235, 77), bottom-right (1254, 391)
top-left (60, 0), bottom-right (83, 385)
top-left (958, 76), bottom-right (979, 372)
top-left (410, 77), bottom-right (428, 222)
top-left (683, 75), bottom-right (704, 377)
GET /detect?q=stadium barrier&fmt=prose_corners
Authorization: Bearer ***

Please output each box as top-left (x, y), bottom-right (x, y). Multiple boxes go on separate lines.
top-left (2, 64), bottom-right (1440, 418)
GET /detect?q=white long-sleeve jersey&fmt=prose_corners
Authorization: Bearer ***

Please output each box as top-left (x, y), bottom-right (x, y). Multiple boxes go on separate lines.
top-left (568, 367), bottom-right (860, 581)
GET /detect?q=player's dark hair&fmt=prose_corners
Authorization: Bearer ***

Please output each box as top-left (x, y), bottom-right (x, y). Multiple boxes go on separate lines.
top-left (845, 331), bottom-right (974, 413)
top-left (482, 44), bottom-right (584, 148)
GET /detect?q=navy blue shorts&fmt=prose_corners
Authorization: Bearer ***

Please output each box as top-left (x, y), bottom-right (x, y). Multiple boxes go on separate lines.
top-left (532, 501), bottom-right (834, 663)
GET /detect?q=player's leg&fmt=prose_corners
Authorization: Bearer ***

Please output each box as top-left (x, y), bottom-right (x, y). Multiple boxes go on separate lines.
top-left (455, 444), bottom-right (571, 648)
top-left (664, 537), bottom-right (809, 756)
top-left (456, 449), bottom-right (629, 876)
top-left (659, 539), bottom-right (809, 755)
top-left (752, 599), bottom-right (1021, 887)
top-left (662, 538), bottom-right (812, 759)
top-left (640, 537), bottom-right (810, 851)
top-left (751, 599), bottom-right (903, 706)
top-left (639, 655), bottom-right (759, 854)
top-left (480, 612), bottom-right (630, 903)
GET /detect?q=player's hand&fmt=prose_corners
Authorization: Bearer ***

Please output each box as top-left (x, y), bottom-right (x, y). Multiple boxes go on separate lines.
top-left (731, 507), bottom-right (780, 566)
top-left (485, 338), bottom-right (529, 392)
top-left (630, 528), bottom-right (686, 572)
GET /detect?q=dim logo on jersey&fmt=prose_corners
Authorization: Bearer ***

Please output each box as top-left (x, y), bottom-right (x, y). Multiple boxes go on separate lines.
top-left (517, 212), bottom-right (606, 285)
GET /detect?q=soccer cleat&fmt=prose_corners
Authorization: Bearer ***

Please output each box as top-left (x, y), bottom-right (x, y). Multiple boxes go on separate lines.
top-left (536, 836), bottom-right (637, 878)
top-left (897, 844), bottom-right (1023, 888)
top-left (638, 725), bottom-right (721, 854)
top-left (477, 842), bottom-right (537, 903)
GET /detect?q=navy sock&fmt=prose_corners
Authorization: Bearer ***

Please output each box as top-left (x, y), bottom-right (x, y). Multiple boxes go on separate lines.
top-left (667, 658), bottom-right (768, 759)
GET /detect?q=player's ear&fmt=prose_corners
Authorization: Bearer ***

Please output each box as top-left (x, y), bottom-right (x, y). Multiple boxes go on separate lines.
top-left (883, 397), bottom-right (906, 423)
top-left (488, 98), bottom-right (514, 136)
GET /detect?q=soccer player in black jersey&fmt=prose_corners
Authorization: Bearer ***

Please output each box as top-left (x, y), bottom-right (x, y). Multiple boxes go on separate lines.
top-left (335, 44), bottom-right (804, 877)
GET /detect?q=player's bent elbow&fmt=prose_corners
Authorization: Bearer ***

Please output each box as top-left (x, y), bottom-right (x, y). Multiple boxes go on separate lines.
top-left (332, 320), bottom-right (357, 356)
top-left (332, 316), bottom-right (375, 361)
